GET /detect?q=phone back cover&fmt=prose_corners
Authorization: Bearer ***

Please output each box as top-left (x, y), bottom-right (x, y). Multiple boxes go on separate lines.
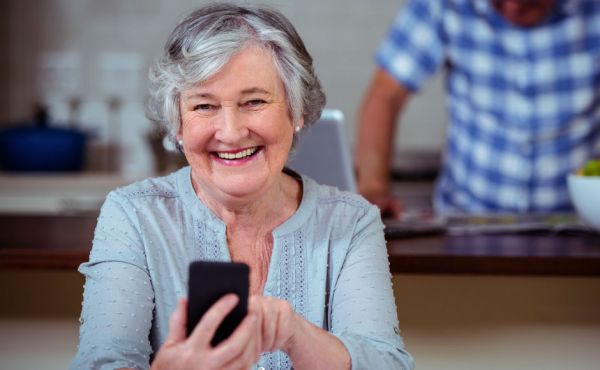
top-left (187, 261), bottom-right (249, 346)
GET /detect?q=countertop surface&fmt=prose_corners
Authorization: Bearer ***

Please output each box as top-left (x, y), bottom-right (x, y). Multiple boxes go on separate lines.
top-left (1, 176), bottom-right (599, 275)
top-left (1, 212), bottom-right (599, 275)
top-left (0, 173), bottom-right (136, 214)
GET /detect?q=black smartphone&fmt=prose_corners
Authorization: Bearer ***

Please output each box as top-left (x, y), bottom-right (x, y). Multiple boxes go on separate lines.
top-left (187, 261), bottom-right (249, 346)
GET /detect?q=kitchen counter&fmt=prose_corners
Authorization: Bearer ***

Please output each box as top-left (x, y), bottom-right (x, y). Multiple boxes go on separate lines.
top-left (0, 213), bottom-right (97, 269)
top-left (1, 212), bottom-right (599, 275)
top-left (387, 233), bottom-right (600, 276)
top-left (0, 173), bottom-right (136, 214)
top-left (1, 174), bottom-right (598, 275)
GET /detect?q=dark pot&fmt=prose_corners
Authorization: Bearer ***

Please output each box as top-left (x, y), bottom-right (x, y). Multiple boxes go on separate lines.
top-left (0, 125), bottom-right (88, 172)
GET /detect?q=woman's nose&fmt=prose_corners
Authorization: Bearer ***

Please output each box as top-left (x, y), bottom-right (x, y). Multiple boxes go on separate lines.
top-left (213, 108), bottom-right (249, 143)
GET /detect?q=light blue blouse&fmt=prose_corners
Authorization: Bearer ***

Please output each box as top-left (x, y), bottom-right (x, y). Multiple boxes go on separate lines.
top-left (71, 166), bottom-right (414, 370)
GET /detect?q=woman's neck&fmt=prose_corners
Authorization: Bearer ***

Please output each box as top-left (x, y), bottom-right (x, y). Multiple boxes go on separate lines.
top-left (192, 172), bottom-right (302, 295)
top-left (193, 172), bottom-right (302, 234)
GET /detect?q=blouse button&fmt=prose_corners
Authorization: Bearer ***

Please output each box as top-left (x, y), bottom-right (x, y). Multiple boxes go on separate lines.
top-left (258, 367), bottom-right (266, 370)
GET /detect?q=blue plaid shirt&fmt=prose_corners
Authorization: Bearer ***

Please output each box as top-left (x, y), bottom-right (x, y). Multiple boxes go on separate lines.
top-left (377, 0), bottom-right (600, 214)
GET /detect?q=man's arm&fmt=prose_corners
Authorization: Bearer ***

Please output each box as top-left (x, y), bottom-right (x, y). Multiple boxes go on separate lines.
top-left (355, 68), bottom-right (412, 213)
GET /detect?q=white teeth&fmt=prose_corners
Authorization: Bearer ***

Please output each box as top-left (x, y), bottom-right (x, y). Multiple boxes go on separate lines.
top-left (216, 147), bottom-right (258, 160)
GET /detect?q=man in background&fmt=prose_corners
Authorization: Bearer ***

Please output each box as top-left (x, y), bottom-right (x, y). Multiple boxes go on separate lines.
top-left (356, 0), bottom-right (600, 216)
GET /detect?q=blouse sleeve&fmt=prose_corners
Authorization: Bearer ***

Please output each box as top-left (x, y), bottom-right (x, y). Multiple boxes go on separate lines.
top-left (70, 191), bottom-right (155, 370)
top-left (330, 205), bottom-right (415, 370)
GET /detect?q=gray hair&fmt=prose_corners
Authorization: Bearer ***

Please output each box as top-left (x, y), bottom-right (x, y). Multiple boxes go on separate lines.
top-left (146, 2), bottom-right (326, 143)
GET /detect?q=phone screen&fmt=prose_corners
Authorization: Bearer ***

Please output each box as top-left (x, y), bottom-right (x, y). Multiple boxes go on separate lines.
top-left (187, 261), bottom-right (249, 346)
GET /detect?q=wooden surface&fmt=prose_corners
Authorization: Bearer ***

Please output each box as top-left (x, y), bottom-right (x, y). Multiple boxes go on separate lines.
top-left (0, 213), bottom-right (97, 269)
top-left (1, 213), bottom-right (600, 275)
top-left (387, 233), bottom-right (600, 276)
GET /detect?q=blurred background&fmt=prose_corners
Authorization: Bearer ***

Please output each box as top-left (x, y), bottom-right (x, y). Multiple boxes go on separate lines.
top-left (0, 0), bottom-right (445, 180)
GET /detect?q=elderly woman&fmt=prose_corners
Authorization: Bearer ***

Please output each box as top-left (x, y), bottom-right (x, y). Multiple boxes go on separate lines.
top-left (71, 3), bottom-right (413, 370)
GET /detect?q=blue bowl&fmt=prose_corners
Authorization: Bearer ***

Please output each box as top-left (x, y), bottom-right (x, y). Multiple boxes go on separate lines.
top-left (0, 126), bottom-right (87, 172)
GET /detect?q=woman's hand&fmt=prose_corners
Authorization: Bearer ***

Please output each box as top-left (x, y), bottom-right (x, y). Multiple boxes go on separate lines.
top-left (151, 295), bottom-right (261, 370)
top-left (249, 296), bottom-right (300, 353)
top-left (250, 295), bottom-right (351, 370)
top-left (152, 294), bottom-right (347, 370)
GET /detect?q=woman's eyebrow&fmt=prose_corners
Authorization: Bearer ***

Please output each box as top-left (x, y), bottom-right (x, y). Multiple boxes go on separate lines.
top-left (183, 92), bottom-right (216, 101)
top-left (184, 88), bottom-right (271, 100)
top-left (240, 87), bottom-right (271, 95)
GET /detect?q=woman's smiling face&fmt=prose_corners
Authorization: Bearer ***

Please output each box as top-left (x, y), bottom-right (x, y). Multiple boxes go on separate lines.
top-left (178, 46), bottom-right (299, 204)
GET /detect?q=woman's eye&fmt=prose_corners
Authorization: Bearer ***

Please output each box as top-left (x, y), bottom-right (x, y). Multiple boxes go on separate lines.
top-left (194, 103), bottom-right (216, 111)
top-left (244, 99), bottom-right (266, 108)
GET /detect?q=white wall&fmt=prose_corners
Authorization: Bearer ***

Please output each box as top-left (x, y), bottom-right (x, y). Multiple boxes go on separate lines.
top-left (2, 0), bottom-right (445, 176)
top-left (1, 270), bottom-right (599, 370)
